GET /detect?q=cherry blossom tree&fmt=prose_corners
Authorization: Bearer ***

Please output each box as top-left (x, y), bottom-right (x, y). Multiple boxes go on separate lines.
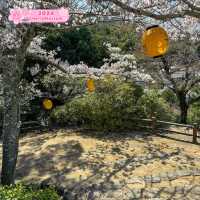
top-left (95, 0), bottom-right (200, 124)
top-left (138, 37), bottom-right (200, 123)
top-left (97, 1), bottom-right (200, 41)
top-left (97, 44), bottom-right (153, 83)
top-left (0, 0), bottom-right (124, 185)
top-left (28, 39), bottom-right (152, 85)
top-left (0, 0), bottom-right (199, 185)
top-left (98, 0), bottom-right (200, 20)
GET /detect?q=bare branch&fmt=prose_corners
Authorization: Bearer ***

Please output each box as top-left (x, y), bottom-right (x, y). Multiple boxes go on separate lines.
top-left (181, 0), bottom-right (200, 12)
top-left (100, 0), bottom-right (200, 20)
top-left (26, 52), bottom-right (69, 74)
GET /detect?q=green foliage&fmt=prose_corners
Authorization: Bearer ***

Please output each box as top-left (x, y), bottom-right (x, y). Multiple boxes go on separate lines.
top-left (42, 24), bottom-right (136, 69)
top-left (161, 89), bottom-right (178, 105)
top-left (20, 74), bottom-right (87, 123)
top-left (188, 102), bottom-right (200, 124)
top-left (51, 79), bottom-right (176, 131)
top-left (0, 184), bottom-right (60, 200)
top-left (90, 23), bottom-right (136, 53)
top-left (51, 75), bottom-right (144, 131)
top-left (42, 27), bottom-right (109, 68)
top-left (138, 90), bottom-right (176, 121)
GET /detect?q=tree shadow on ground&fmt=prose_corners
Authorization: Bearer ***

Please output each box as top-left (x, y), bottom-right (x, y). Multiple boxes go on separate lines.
top-left (76, 129), bottom-right (153, 143)
top-left (67, 147), bottom-right (200, 200)
top-left (15, 140), bottom-right (84, 186)
top-left (67, 140), bottom-right (200, 200)
top-left (57, 136), bottom-right (198, 199)
top-left (11, 129), bottom-right (200, 199)
top-left (74, 128), bottom-right (200, 148)
top-left (14, 130), bottom-right (149, 185)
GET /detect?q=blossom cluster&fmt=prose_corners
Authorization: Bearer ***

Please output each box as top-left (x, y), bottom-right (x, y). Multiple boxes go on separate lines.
top-left (28, 38), bottom-right (153, 84)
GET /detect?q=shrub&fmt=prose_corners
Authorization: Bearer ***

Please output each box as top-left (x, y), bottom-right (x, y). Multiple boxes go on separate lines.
top-left (138, 89), bottom-right (176, 121)
top-left (161, 89), bottom-right (178, 106)
top-left (51, 75), bottom-right (144, 131)
top-left (188, 102), bottom-right (200, 124)
top-left (0, 184), bottom-right (60, 200)
top-left (51, 79), bottom-right (176, 131)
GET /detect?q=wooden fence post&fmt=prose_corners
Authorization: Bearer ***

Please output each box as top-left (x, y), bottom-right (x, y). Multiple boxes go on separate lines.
top-left (193, 123), bottom-right (198, 144)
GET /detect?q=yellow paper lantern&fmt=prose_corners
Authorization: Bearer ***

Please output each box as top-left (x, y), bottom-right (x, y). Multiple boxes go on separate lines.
top-left (42, 98), bottom-right (53, 110)
top-left (86, 79), bottom-right (95, 92)
top-left (142, 25), bottom-right (169, 58)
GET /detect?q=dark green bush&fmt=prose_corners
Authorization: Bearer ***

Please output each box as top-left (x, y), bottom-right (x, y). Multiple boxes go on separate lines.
top-left (188, 102), bottom-right (200, 124)
top-left (0, 184), bottom-right (60, 200)
top-left (138, 89), bottom-right (176, 121)
top-left (51, 77), bottom-right (175, 131)
top-left (161, 89), bottom-right (178, 106)
top-left (51, 75), bottom-right (144, 131)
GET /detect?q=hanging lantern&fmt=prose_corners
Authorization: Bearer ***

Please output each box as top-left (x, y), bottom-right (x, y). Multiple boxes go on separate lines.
top-left (86, 78), bottom-right (95, 92)
top-left (142, 25), bottom-right (169, 58)
top-left (42, 98), bottom-right (53, 110)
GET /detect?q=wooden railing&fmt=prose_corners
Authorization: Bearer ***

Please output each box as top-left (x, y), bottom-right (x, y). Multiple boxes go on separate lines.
top-left (0, 112), bottom-right (199, 143)
top-left (0, 120), bottom-right (47, 137)
top-left (20, 121), bottom-right (44, 132)
top-left (132, 114), bottom-right (199, 144)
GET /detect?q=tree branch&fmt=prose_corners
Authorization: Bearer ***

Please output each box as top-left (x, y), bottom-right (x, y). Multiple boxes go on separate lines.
top-left (26, 52), bottom-right (69, 74)
top-left (181, 0), bottom-right (200, 12)
top-left (19, 27), bottom-right (37, 52)
top-left (33, 18), bottom-right (129, 33)
top-left (100, 0), bottom-right (200, 20)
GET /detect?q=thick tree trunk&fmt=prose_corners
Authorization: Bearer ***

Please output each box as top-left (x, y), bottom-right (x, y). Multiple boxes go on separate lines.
top-left (177, 92), bottom-right (188, 124)
top-left (180, 104), bottom-right (188, 124)
top-left (1, 55), bottom-right (21, 185)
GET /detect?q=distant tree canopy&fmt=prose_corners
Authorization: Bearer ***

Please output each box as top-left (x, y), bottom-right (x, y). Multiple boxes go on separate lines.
top-left (42, 27), bottom-right (109, 68)
top-left (89, 23), bottom-right (137, 53)
top-left (42, 23), bottom-right (136, 68)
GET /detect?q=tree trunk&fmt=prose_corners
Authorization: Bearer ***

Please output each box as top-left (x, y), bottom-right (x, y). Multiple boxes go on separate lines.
top-left (177, 92), bottom-right (188, 124)
top-left (180, 105), bottom-right (188, 124)
top-left (1, 54), bottom-right (21, 185)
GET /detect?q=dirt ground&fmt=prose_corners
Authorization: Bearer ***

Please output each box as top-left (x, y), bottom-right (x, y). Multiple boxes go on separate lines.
top-left (1, 128), bottom-right (200, 199)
